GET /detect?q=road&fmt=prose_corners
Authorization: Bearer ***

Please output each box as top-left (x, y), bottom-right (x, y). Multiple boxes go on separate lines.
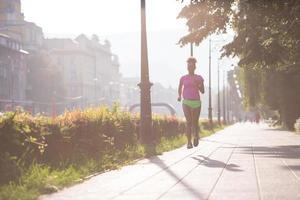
top-left (40, 123), bottom-right (300, 200)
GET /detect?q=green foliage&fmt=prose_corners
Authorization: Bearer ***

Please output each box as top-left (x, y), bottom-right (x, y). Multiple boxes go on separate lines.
top-left (155, 135), bottom-right (187, 154)
top-left (0, 106), bottom-right (225, 200)
top-left (178, 0), bottom-right (300, 129)
top-left (295, 118), bottom-right (300, 134)
top-left (0, 183), bottom-right (38, 200)
top-left (0, 107), bottom-right (186, 186)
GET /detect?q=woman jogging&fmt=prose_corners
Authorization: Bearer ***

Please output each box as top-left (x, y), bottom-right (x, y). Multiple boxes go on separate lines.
top-left (178, 57), bottom-right (205, 149)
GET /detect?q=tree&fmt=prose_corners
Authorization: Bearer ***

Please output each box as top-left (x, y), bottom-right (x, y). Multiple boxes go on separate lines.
top-left (177, 0), bottom-right (300, 129)
top-left (26, 51), bottom-right (64, 103)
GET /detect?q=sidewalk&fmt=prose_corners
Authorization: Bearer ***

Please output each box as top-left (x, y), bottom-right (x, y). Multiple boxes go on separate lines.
top-left (40, 123), bottom-right (300, 200)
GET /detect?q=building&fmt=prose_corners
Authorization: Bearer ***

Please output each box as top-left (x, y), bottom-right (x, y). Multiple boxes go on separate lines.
top-left (0, 0), bottom-right (45, 113)
top-left (44, 34), bottom-right (121, 110)
top-left (120, 77), bottom-right (140, 108)
top-left (21, 21), bottom-right (44, 53)
top-left (0, 0), bottom-right (122, 114)
top-left (76, 34), bottom-right (121, 104)
top-left (0, 0), bottom-right (24, 41)
top-left (0, 33), bottom-right (28, 111)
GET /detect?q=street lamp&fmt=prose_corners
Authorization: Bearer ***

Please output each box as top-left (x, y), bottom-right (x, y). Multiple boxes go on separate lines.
top-left (189, 1), bottom-right (194, 57)
top-left (93, 77), bottom-right (98, 105)
top-left (208, 39), bottom-right (213, 127)
top-left (217, 59), bottom-right (221, 125)
top-left (109, 81), bottom-right (114, 102)
top-left (139, 0), bottom-right (153, 144)
top-left (209, 38), bottom-right (228, 127)
top-left (8, 56), bottom-right (15, 110)
top-left (223, 70), bottom-right (227, 124)
top-left (226, 79), bottom-right (230, 123)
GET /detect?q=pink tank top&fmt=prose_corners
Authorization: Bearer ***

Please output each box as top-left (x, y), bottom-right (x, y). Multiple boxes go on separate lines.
top-left (180, 74), bottom-right (204, 100)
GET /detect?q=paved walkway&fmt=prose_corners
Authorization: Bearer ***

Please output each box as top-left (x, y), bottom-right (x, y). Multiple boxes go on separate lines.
top-left (40, 123), bottom-right (300, 200)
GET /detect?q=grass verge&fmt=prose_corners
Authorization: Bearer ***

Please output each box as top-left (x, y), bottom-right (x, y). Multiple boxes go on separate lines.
top-left (0, 125), bottom-right (226, 200)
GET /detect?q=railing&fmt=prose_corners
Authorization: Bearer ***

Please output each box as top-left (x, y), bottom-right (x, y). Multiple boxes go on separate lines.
top-left (129, 102), bottom-right (176, 116)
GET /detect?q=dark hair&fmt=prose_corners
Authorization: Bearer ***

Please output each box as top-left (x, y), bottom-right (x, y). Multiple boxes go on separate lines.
top-left (187, 57), bottom-right (197, 64)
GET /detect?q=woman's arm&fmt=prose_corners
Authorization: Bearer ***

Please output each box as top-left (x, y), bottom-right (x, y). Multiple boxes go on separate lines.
top-left (178, 80), bottom-right (183, 101)
top-left (199, 80), bottom-right (204, 94)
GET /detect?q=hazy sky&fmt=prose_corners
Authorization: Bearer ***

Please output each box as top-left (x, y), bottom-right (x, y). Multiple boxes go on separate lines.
top-left (21, 0), bottom-right (238, 89)
top-left (22, 0), bottom-right (186, 35)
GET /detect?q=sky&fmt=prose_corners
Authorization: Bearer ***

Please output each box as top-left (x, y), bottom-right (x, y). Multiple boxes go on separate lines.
top-left (21, 0), bottom-right (238, 89)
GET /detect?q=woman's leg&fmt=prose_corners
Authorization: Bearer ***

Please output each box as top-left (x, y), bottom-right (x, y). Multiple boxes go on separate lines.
top-left (191, 107), bottom-right (201, 140)
top-left (182, 104), bottom-right (192, 145)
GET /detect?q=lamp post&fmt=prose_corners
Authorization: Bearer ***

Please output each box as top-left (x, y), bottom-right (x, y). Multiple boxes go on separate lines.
top-left (8, 56), bottom-right (15, 110)
top-left (189, 1), bottom-right (193, 57)
top-left (217, 59), bottom-right (221, 125)
top-left (93, 77), bottom-right (98, 105)
top-left (208, 39), bottom-right (213, 127)
top-left (223, 70), bottom-right (227, 124)
top-left (190, 43), bottom-right (194, 57)
top-left (208, 38), bottom-right (227, 127)
top-left (227, 81), bottom-right (230, 123)
top-left (139, 0), bottom-right (153, 144)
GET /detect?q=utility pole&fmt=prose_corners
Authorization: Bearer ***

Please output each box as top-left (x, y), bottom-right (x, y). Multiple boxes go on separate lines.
top-left (223, 70), bottom-right (226, 124)
top-left (139, 0), bottom-right (153, 144)
top-left (190, 43), bottom-right (193, 57)
top-left (190, 0), bottom-right (193, 58)
top-left (217, 59), bottom-right (221, 125)
top-left (93, 57), bottom-right (98, 106)
top-left (227, 84), bottom-right (230, 123)
top-left (208, 38), bottom-right (213, 127)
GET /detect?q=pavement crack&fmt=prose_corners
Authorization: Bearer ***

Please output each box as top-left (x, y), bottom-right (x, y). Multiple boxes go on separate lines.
top-left (273, 149), bottom-right (300, 183)
top-left (252, 146), bottom-right (263, 200)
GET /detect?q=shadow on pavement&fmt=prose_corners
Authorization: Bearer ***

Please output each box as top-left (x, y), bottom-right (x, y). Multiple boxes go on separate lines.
top-left (191, 155), bottom-right (243, 172)
top-left (281, 165), bottom-right (300, 171)
top-left (148, 156), bottom-right (205, 199)
top-left (226, 145), bottom-right (300, 172)
top-left (236, 145), bottom-right (300, 159)
top-left (262, 127), bottom-right (290, 132)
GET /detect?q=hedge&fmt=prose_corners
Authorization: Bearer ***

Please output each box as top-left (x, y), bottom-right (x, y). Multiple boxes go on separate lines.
top-left (0, 107), bottom-right (185, 185)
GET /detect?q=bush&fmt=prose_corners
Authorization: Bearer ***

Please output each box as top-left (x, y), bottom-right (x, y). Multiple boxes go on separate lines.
top-left (199, 119), bottom-right (220, 130)
top-left (0, 107), bottom-right (186, 185)
top-left (295, 118), bottom-right (300, 133)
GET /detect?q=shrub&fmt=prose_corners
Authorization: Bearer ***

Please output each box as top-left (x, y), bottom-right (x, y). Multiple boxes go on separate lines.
top-left (0, 107), bottom-right (186, 185)
top-left (199, 119), bottom-right (220, 130)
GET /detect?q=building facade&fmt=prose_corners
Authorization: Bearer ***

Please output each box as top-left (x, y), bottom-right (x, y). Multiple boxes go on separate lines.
top-left (0, 0), bottom-right (24, 41)
top-left (0, 33), bottom-right (27, 111)
top-left (0, 0), bottom-right (122, 114)
top-left (44, 34), bottom-right (121, 110)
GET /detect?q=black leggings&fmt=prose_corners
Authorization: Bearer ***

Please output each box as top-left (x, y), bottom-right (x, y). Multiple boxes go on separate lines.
top-left (182, 104), bottom-right (201, 142)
